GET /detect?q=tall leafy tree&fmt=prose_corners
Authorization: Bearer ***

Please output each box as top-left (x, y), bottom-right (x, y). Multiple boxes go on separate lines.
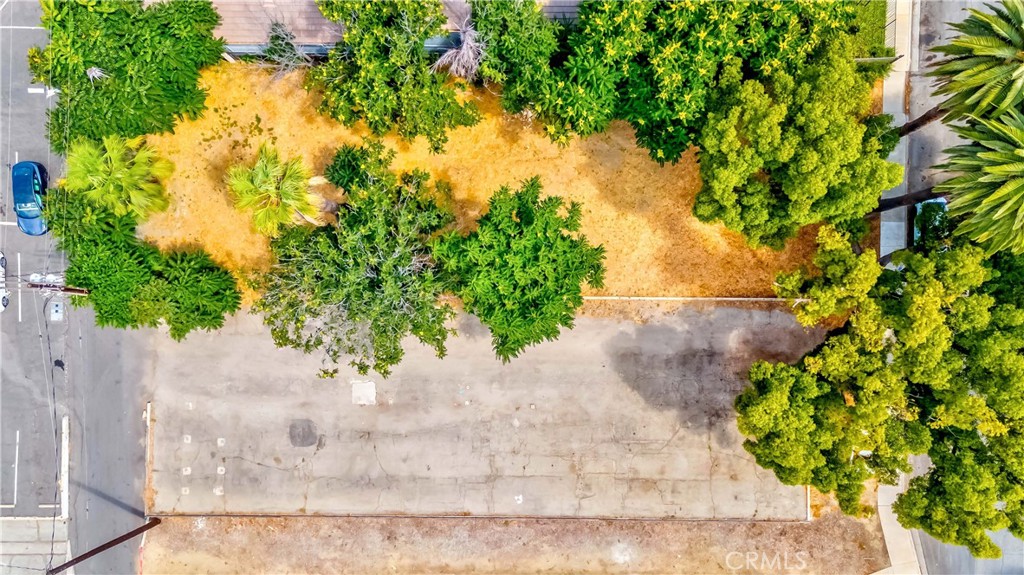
top-left (255, 142), bottom-right (455, 377)
top-left (28, 0), bottom-right (223, 152)
top-left (693, 38), bottom-right (904, 249)
top-left (526, 0), bottom-right (853, 161)
top-left (64, 135), bottom-right (174, 221)
top-left (935, 109), bottom-right (1024, 255)
top-left (434, 177), bottom-right (605, 361)
top-left (226, 143), bottom-right (322, 237)
top-left (737, 224), bottom-right (1024, 558)
top-left (774, 226), bottom-right (882, 327)
top-left (307, 0), bottom-right (479, 153)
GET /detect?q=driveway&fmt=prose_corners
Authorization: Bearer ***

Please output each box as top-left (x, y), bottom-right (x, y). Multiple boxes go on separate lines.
top-left (147, 306), bottom-right (820, 520)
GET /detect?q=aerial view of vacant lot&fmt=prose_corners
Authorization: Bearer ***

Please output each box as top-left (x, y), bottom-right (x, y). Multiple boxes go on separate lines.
top-left (4, 0), bottom-right (1024, 574)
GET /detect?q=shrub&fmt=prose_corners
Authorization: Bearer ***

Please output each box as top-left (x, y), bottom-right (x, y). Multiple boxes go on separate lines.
top-left (307, 0), bottom-right (479, 153)
top-left (470, 0), bottom-right (560, 113)
top-left (29, 0), bottom-right (224, 152)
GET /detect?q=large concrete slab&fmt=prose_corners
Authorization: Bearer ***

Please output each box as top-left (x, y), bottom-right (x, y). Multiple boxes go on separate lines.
top-left (148, 307), bottom-right (820, 520)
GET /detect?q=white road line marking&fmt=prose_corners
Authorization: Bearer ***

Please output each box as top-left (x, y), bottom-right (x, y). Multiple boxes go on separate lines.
top-left (0, 25), bottom-right (43, 30)
top-left (16, 251), bottom-right (20, 322)
top-left (0, 221), bottom-right (15, 226)
top-left (37, 504), bottom-right (58, 508)
top-left (60, 415), bottom-right (69, 518)
top-left (13, 429), bottom-right (19, 507)
top-left (27, 87), bottom-right (59, 98)
top-left (14, 151), bottom-right (17, 163)
top-left (0, 0), bottom-right (9, 14)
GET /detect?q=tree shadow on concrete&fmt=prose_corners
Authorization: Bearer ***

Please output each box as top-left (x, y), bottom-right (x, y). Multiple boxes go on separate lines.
top-left (604, 306), bottom-right (823, 449)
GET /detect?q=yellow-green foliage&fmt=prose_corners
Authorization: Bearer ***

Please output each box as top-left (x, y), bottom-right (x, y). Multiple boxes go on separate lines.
top-left (64, 135), bottom-right (173, 221)
top-left (694, 37), bottom-right (904, 249)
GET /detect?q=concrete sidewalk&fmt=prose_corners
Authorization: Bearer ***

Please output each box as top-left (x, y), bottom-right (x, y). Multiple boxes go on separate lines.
top-left (0, 518), bottom-right (70, 575)
top-left (147, 307), bottom-right (819, 520)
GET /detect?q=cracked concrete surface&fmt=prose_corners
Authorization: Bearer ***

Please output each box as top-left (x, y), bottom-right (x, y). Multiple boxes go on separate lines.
top-left (147, 306), bottom-right (821, 519)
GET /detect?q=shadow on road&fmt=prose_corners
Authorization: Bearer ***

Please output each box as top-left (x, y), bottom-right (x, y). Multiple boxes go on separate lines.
top-left (71, 480), bottom-right (145, 518)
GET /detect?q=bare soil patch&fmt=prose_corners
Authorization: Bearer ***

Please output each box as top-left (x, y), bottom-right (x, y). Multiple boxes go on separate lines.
top-left (139, 63), bottom-right (816, 305)
top-left (140, 508), bottom-right (887, 575)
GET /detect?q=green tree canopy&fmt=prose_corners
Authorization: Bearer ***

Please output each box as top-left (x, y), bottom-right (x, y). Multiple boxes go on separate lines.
top-left (526, 0), bottom-right (854, 161)
top-left (226, 143), bottom-right (321, 237)
top-left (307, 0), bottom-right (479, 153)
top-left (45, 188), bottom-right (240, 339)
top-left (775, 226), bottom-right (882, 326)
top-left (64, 135), bottom-right (174, 221)
top-left (469, 0), bottom-right (560, 114)
top-left (693, 38), bottom-right (904, 249)
top-left (936, 109), bottom-right (1024, 255)
top-left (434, 177), bottom-right (605, 361)
top-left (28, 0), bottom-right (223, 152)
top-left (254, 142), bottom-right (456, 377)
top-left (738, 225), bottom-right (1024, 558)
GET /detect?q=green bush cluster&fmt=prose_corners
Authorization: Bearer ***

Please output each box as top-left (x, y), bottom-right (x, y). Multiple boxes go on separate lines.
top-left (469, 0), bottom-right (560, 114)
top-left (470, 0), bottom-right (856, 163)
top-left (256, 141), bottom-right (605, 377)
top-left (45, 189), bottom-right (241, 340)
top-left (693, 38), bottom-right (904, 248)
top-left (29, 0), bottom-right (223, 152)
top-left (256, 141), bottom-right (457, 377)
top-left (307, 0), bottom-right (479, 153)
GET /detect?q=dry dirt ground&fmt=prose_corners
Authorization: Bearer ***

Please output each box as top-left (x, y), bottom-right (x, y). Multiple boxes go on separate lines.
top-left (140, 495), bottom-right (887, 575)
top-left (138, 63), bottom-right (817, 304)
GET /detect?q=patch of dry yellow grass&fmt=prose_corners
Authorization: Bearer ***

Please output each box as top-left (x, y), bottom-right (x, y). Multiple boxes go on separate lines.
top-left (139, 62), bottom-right (816, 304)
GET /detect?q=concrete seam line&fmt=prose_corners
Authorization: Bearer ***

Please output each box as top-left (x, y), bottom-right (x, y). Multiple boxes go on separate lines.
top-left (142, 512), bottom-right (810, 523)
top-left (583, 296), bottom-right (808, 303)
top-left (805, 485), bottom-right (811, 522)
top-left (60, 415), bottom-right (69, 520)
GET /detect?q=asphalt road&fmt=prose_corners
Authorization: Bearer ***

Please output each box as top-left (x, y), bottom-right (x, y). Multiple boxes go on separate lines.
top-left (1, 1), bottom-right (149, 573)
top-left (0, 0), bottom-right (67, 522)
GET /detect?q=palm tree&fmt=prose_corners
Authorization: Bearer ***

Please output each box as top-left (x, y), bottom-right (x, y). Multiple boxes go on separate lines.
top-left (900, 0), bottom-right (1024, 137)
top-left (64, 135), bottom-right (173, 220)
top-left (934, 108), bottom-right (1024, 254)
top-left (226, 144), bottom-right (322, 237)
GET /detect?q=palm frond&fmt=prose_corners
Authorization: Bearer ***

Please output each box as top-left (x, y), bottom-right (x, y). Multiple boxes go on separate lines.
top-left (226, 144), bottom-right (321, 237)
top-left (940, 109), bottom-right (1024, 253)
top-left (64, 135), bottom-right (172, 220)
top-left (929, 1), bottom-right (1024, 121)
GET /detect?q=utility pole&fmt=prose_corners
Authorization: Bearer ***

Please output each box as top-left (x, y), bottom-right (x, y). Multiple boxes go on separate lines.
top-left (25, 273), bottom-right (89, 295)
top-left (46, 518), bottom-right (161, 575)
top-left (26, 283), bottom-right (89, 295)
